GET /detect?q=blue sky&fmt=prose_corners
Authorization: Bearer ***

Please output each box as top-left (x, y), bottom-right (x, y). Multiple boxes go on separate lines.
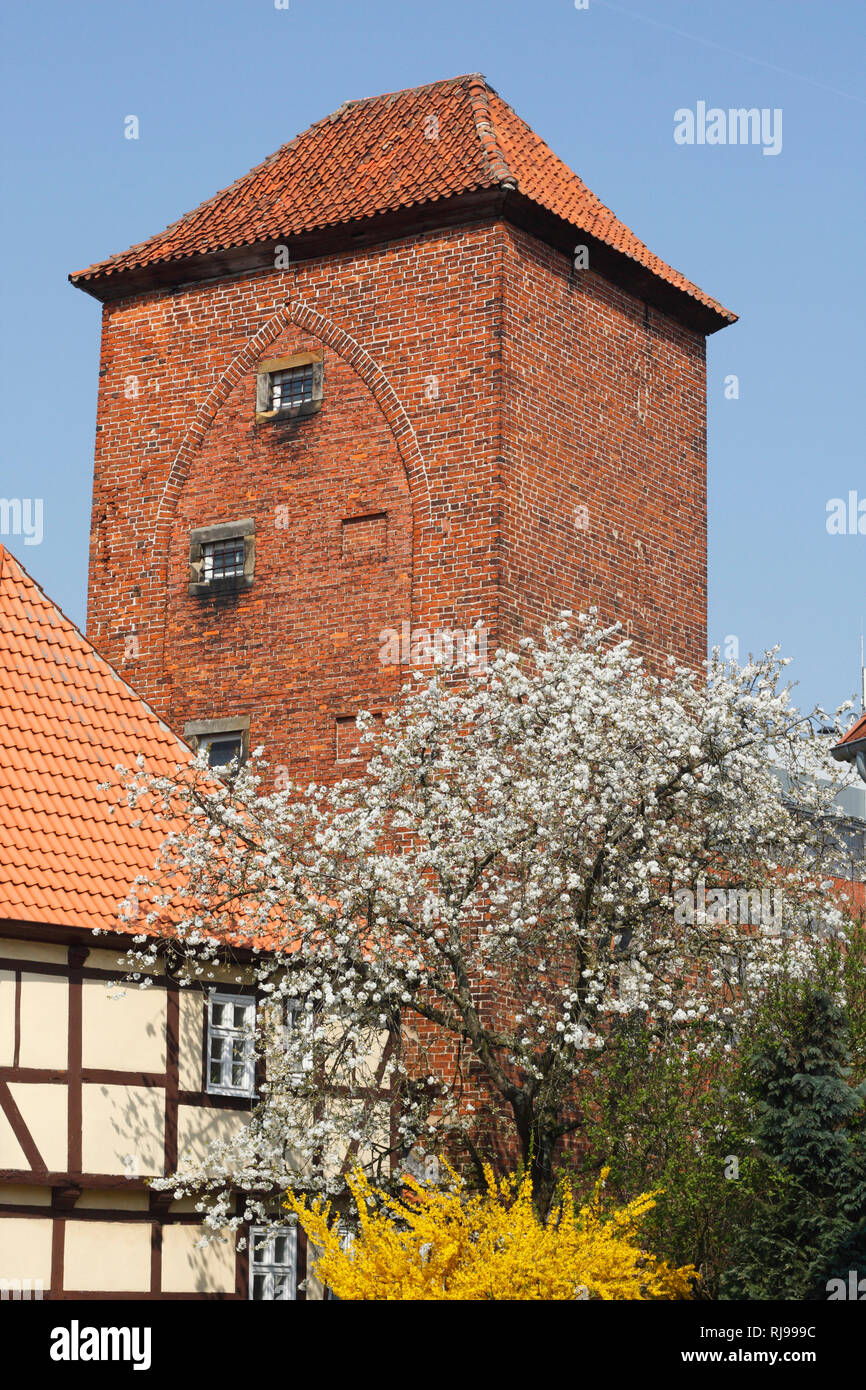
top-left (1, 0), bottom-right (863, 720)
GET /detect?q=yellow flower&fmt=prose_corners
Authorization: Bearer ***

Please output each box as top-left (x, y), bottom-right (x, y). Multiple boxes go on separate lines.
top-left (284, 1163), bottom-right (697, 1301)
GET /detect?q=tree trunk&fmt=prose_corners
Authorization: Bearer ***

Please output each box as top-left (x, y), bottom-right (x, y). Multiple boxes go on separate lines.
top-left (513, 1104), bottom-right (559, 1216)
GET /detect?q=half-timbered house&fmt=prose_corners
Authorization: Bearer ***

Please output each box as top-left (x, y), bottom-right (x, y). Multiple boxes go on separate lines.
top-left (0, 545), bottom-right (318, 1299)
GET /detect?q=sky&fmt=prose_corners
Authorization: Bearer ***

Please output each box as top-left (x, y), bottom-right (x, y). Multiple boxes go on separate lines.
top-left (0, 0), bottom-right (863, 722)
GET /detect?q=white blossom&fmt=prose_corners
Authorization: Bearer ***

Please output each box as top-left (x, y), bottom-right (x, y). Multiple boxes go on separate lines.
top-left (112, 615), bottom-right (858, 1230)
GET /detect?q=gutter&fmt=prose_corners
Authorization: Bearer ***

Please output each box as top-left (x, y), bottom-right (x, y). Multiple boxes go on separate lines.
top-left (831, 736), bottom-right (866, 785)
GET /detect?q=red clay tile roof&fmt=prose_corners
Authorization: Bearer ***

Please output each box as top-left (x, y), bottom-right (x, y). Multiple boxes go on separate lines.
top-left (70, 73), bottom-right (734, 325)
top-left (0, 545), bottom-right (193, 933)
top-left (834, 711), bottom-right (866, 753)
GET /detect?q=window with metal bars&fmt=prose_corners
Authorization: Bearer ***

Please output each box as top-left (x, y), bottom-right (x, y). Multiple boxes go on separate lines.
top-left (269, 364), bottom-right (314, 412)
top-left (207, 991), bottom-right (255, 1097)
top-left (188, 519), bottom-right (254, 595)
top-left (201, 536), bottom-right (246, 583)
top-left (249, 1227), bottom-right (297, 1301)
top-left (256, 352), bottom-right (323, 421)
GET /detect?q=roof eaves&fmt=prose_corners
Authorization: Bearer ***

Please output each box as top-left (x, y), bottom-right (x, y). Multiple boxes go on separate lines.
top-left (68, 105), bottom-right (337, 288)
top-left (833, 738), bottom-right (866, 762)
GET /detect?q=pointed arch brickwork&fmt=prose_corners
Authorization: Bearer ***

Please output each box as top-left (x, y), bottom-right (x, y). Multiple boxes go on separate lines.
top-left (149, 295), bottom-right (426, 699)
top-left (154, 297), bottom-right (431, 538)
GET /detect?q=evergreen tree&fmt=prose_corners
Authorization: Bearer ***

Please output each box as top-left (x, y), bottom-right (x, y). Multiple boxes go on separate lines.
top-left (723, 988), bottom-right (866, 1300)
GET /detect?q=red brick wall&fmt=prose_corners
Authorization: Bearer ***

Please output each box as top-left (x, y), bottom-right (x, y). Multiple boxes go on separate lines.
top-left (86, 215), bottom-right (707, 783)
top-left (498, 225), bottom-right (707, 669)
top-left (165, 327), bottom-right (412, 785)
top-left (87, 225), bottom-right (503, 783)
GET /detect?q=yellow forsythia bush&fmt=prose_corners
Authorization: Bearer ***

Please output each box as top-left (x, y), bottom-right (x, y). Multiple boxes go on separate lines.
top-left (285, 1163), bottom-right (697, 1301)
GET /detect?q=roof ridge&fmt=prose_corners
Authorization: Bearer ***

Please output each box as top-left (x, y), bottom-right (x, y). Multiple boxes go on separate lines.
top-left (330, 71), bottom-right (487, 116)
top-left (466, 74), bottom-right (517, 190)
top-left (486, 87), bottom-right (618, 224)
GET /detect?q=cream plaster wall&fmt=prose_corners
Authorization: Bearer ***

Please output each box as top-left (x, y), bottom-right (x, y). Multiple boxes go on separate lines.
top-left (81, 1083), bottom-right (165, 1176)
top-left (19, 972), bottom-right (67, 1068)
top-left (176, 1105), bottom-right (249, 1170)
top-left (0, 1216), bottom-right (52, 1285)
top-left (82, 978), bottom-right (166, 1072)
top-left (8, 1083), bottom-right (67, 1169)
top-left (161, 1224), bottom-right (236, 1293)
top-left (64, 1220), bottom-right (151, 1292)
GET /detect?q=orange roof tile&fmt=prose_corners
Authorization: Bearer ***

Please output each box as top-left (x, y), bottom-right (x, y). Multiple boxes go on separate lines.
top-left (0, 545), bottom-right (193, 934)
top-left (70, 74), bottom-right (734, 328)
top-left (833, 712), bottom-right (866, 757)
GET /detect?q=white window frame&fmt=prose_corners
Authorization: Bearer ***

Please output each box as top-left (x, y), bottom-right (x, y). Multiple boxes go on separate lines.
top-left (206, 990), bottom-right (256, 1098)
top-left (249, 1225), bottom-right (297, 1301)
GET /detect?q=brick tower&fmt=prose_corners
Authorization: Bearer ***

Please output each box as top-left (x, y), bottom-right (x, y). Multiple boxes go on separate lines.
top-left (71, 74), bottom-right (734, 783)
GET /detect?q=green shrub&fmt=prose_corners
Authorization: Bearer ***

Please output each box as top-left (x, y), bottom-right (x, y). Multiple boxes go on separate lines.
top-left (721, 986), bottom-right (866, 1300)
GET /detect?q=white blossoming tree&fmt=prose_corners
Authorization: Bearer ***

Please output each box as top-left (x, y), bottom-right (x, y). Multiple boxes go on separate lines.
top-left (118, 614), bottom-right (858, 1226)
